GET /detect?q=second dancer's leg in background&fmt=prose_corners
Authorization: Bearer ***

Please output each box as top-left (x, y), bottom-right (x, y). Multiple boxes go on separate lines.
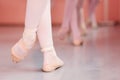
top-left (58, 0), bottom-right (74, 40)
top-left (88, 0), bottom-right (99, 28)
top-left (58, 0), bottom-right (83, 46)
top-left (70, 0), bottom-right (83, 46)
top-left (77, 0), bottom-right (87, 35)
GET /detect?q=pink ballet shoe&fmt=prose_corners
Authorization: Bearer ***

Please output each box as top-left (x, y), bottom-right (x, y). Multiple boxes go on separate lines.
top-left (71, 32), bottom-right (83, 46)
top-left (81, 29), bottom-right (87, 36)
top-left (92, 22), bottom-right (98, 29)
top-left (11, 39), bottom-right (29, 63)
top-left (11, 53), bottom-right (21, 63)
top-left (86, 19), bottom-right (92, 26)
top-left (11, 29), bottom-right (37, 63)
top-left (81, 24), bottom-right (87, 36)
top-left (73, 39), bottom-right (83, 46)
top-left (41, 47), bottom-right (64, 72)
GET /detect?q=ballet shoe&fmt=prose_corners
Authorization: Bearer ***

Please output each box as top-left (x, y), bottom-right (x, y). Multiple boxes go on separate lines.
top-left (41, 47), bottom-right (64, 72)
top-left (86, 19), bottom-right (98, 29)
top-left (71, 32), bottom-right (83, 46)
top-left (11, 39), bottom-right (29, 63)
top-left (86, 19), bottom-right (92, 26)
top-left (92, 23), bottom-right (98, 29)
top-left (81, 26), bottom-right (87, 36)
top-left (81, 30), bottom-right (87, 36)
top-left (11, 29), bottom-right (37, 63)
top-left (91, 18), bottom-right (98, 29)
top-left (42, 58), bottom-right (64, 72)
top-left (73, 39), bottom-right (83, 46)
top-left (11, 53), bottom-right (20, 63)
top-left (89, 15), bottom-right (98, 29)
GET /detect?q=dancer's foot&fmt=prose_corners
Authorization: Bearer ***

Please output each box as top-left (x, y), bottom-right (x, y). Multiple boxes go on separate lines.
top-left (72, 33), bottom-right (83, 46)
top-left (88, 14), bottom-right (98, 29)
top-left (42, 47), bottom-right (64, 72)
top-left (58, 27), bottom-right (69, 40)
top-left (81, 29), bottom-right (87, 36)
top-left (11, 39), bottom-right (29, 63)
top-left (91, 17), bottom-right (98, 29)
top-left (73, 39), bottom-right (83, 46)
top-left (81, 23), bottom-right (87, 36)
top-left (11, 29), bottom-right (37, 63)
top-left (11, 50), bottom-right (22, 63)
top-left (92, 20), bottom-right (98, 29)
top-left (87, 19), bottom-right (98, 29)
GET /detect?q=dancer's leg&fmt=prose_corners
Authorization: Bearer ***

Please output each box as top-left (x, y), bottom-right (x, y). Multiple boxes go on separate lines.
top-left (77, 0), bottom-right (87, 35)
top-left (58, 0), bottom-right (75, 40)
top-left (37, 0), bottom-right (64, 72)
top-left (70, 4), bottom-right (83, 46)
top-left (11, 0), bottom-right (49, 63)
top-left (88, 0), bottom-right (99, 28)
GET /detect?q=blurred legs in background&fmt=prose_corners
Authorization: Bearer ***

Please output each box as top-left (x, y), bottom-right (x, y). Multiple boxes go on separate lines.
top-left (77, 0), bottom-right (87, 35)
top-left (58, 0), bottom-right (83, 46)
top-left (87, 0), bottom-right (99, 28)
top-left (77, 0), bottom-right (99, 35)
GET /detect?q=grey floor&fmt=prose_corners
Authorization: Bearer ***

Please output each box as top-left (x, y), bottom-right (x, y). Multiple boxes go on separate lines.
top-left (0, 26), bottom-right (120, 80)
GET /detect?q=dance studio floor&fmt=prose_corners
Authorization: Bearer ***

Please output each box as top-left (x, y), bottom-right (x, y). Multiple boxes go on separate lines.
top-left (0, 25), bottom-right (120, 80)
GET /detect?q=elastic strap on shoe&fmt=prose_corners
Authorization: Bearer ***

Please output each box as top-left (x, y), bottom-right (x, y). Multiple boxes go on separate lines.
top-left (41, 47), bottom-right (54, 53)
